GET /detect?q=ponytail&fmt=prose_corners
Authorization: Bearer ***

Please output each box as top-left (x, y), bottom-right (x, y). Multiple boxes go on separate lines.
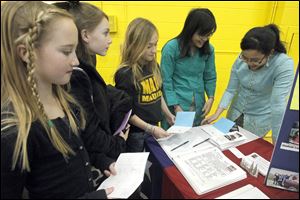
top-left (264, 24), bottom-right (286, 53)
top-left (241, 23), bottom-right (286, 55)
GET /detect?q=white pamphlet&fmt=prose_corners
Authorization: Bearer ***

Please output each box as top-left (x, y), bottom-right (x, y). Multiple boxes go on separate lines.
top-left (97, 152), bottom-right (149, 199)
top-left (216, 184), bottom-right (269, 199)
top-left (172, 147), bottom-right (247, 195)
top-left (210, 131), bottom-right (247, 150)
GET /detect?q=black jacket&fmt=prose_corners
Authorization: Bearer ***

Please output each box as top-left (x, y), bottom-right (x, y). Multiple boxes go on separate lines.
top-left (1, 115), bottom-right (107, 199)
top-left (70, 61), bottom-right (131, 160)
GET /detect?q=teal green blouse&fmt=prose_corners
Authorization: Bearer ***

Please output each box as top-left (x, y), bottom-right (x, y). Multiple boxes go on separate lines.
top-left (161, 39), bottom-right (216, 125)
top-left (219, 52), bottom-right (294, 141)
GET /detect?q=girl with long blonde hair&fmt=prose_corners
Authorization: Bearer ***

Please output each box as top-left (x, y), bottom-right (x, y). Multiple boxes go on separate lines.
top-left (1, 1), bottom-right (112, 198)
top-left (115, 18), bottom-right (175, 153)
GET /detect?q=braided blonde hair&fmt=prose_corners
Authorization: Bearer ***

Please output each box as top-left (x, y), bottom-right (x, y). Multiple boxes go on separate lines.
top-left (1, 1), bottom-right (86, 172)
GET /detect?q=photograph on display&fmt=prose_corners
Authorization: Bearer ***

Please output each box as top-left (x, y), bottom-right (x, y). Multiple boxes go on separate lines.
top-left (280, 121), bottom-right (299, 152)
top-left (288, 121), bottom-right (299, 145)
top-left (266, 168), bottom-right (299, 192)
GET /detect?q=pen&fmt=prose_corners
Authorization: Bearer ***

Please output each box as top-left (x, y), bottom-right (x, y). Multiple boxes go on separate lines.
top-left (171, 141), bottom-right (189, 151)
top-left (192, 138), bottom-right (209, 148)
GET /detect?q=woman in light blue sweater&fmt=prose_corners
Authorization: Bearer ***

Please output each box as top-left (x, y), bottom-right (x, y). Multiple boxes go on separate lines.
top-left (202, 24), bottom-right (294, 144)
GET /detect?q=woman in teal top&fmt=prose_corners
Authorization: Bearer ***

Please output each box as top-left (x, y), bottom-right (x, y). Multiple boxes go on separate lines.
top-left (202, 24), bottom-right (294, 144)
top-left (161, 8), bottom-right (217, 127)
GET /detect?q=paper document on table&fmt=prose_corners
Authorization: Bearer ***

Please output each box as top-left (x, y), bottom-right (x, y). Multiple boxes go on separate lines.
top-left (175, 111), bottom-right (195, 127)
top-left (200, 124), bottom-right (225, 137)
top-left (172, 147), bottom-right (247, 195)
top-left (216, 184), bottom-right (269, 199)
top-left (158, 126), bottom-right (212, 157)
top-left (97, 152), bottom-right (149, 199)
top-left (166, 125), bottom-right (191, 134)
top-left (161, 111), bottom-right (195, 137)
top-left (210, 131), bottom-right (247, 150)
top-left (229, 147), bottom-right (245, 159)
top-left (213, 117), bottom-right (235, 134)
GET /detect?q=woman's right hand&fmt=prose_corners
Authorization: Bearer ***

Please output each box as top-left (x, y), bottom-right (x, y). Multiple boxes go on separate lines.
top-left (201, 113), bottom-right (219, 125)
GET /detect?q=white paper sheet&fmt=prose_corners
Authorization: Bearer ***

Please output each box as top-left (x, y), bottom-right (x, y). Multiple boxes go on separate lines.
top-left (229, 147), bottom-right (245, 159)
top-left (97, 152), bottom-right (149, 199)
top-left (216, 184), bottom-right (269, 199)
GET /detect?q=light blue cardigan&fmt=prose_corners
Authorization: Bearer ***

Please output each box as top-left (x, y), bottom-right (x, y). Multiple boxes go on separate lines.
top-left (219, 52), bottom-right (294, 141)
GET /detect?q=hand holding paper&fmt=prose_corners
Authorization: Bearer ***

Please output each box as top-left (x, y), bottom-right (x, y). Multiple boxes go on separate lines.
top-left (98, 152), bottom-right (149, 199)
top-left (113, 109), bottom-right (132, 136)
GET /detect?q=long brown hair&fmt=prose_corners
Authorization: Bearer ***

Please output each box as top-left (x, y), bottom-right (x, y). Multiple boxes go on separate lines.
top-left (1, 1), bottom-right (85, 172)
top-left (117, 18), bottom-right (162, 89)
top-left (53, 1), bottom-right (108, 66)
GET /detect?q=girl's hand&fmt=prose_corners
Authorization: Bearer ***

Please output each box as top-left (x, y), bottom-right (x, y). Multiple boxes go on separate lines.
top-left (201, 113), bottom-right (219, 125)
top-left (152, 126), bottom-right (171, 139)
top-left (104, 162), bottom-right (116, 177)
top-left (166, 113), bottom-right (176, 126)
top-left (119, 124), bottom-right (130, 141)
top-left (174, 105), bottom-right (183, 113)
top-left (105, 187), bottom-right (114, 198)
top-left (201, 97), bottom-right (214, 117)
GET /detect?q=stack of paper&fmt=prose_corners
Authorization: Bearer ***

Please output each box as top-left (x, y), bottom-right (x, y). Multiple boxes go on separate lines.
top-left (209, 131), bottom-right (247, 150)
top-left (216, 184), bottom-right (269, 199)
top-left (172, 147), bottom-right (247, 195)
top-left (97, 152), bottom-right (149, 199)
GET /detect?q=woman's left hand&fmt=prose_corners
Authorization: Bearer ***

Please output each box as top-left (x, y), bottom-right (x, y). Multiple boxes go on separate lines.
top-left (201, 97), bottom-right (214, 117)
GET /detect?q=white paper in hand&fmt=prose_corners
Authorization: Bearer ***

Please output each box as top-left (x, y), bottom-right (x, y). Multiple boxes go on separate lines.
top-left (97, 152), bottom-right (149, 199)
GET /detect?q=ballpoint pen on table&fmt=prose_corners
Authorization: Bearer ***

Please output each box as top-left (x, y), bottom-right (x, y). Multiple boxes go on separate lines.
top-left (192, 138), bottom-right (210, 148)
top-left (171, 141), bottom-right (189, 151)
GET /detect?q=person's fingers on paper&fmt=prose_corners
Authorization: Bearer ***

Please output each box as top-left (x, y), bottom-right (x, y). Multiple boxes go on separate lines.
top-left (109, 162), bottom-right (117, 176)
top-left (201, 114), bottom-right (217, 125)
top-left (153, 126), bottom-right (170, 139)
top-left (105, 187), bottom-right (114, 196)
top-left (104, 170), bottom-right (111, 177)
top-left (201, 118), bottom-right (208, 125)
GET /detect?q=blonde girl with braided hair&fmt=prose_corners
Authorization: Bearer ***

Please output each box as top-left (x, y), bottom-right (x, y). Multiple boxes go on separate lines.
top-left (1, 1), bottom-right (112, 198)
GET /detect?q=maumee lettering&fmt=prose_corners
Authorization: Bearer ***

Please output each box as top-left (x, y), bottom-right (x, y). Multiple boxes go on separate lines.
top-left (139, 75), bottom-right (162, 104)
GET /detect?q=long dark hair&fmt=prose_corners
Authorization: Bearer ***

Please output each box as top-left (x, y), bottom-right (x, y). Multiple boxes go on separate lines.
top-left (240, 24), bottom-right (286, 55)
top-left (53, 1), bottom-right (108, 66)
top-left (175, 8), bottom-right (216, 57)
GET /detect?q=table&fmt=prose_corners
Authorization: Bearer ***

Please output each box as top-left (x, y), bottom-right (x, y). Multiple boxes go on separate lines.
top-left (145, 129), bottom-right (299, 199)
